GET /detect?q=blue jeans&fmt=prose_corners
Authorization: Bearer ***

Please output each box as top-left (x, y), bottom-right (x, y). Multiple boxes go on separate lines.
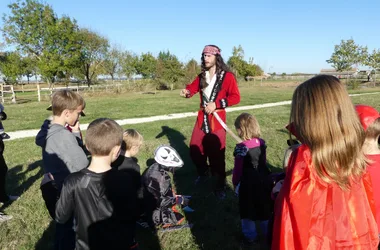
top-left (241, 219), bottom-right (268, 241)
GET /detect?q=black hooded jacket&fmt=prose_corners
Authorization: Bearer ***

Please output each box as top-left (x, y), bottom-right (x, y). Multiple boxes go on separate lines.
top-left (55, 168), bottom-right (138, 250)
top-left (142, 162), bottom-right (183, 227)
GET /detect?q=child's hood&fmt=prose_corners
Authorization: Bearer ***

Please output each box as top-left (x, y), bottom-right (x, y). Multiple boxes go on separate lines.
top-left (35, 118), bottom-right (66, 148)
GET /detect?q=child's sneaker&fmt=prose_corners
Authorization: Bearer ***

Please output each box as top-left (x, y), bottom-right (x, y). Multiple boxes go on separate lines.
top-left (0, 195), bottom-right (20, 206)
top-left (8, 195), bottom-right (19, 201)
top-left (0, 212), bottom-right (12, 223)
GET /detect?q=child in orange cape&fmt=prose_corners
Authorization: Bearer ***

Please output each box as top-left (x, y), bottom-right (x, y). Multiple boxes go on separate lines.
top-left (355, 104), bottom-right (380, 237)
top-left (271, 75), bottom-right (379, 250)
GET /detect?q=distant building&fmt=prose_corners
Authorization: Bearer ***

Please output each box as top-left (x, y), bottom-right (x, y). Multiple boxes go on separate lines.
top-left (319, 68), bottom-right (358, 77)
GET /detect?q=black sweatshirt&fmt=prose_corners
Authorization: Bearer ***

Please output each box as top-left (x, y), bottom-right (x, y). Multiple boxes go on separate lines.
top-left (55, 168), bottom-right (138, 250)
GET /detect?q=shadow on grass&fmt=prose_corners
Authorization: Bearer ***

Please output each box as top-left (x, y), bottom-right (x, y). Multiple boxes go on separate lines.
top-left (14, 98), bottom-right (34, 104)
top-left (154, 126), bottom-right (251, 249)
top-left (135, 226), bottom-right (162, 250)
top-left (35, 220), bottom-right (55, 250)
top-left (7, 160), bottom-right (43, 193)
top-left (267, 162), bottom-right (283, 173)
top-left (276, 128), bottom-right (289, 135)
top-left (1, 160), bottom-right (43, 210)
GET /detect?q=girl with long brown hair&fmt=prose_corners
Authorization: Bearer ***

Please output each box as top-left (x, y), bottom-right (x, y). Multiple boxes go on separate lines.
top-left (272, 75), bottom-right (378, 249)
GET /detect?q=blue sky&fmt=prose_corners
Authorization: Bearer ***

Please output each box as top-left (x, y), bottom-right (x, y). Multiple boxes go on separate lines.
top-left (1, 0), bottom-right (379, 73)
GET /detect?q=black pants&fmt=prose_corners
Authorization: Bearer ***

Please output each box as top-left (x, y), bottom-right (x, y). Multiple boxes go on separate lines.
top-left (40, 181), bottom-right (59, 219)
top-left (0, 154), bottom-right (8, 202)
top-left (40, 181), bottom-right (75, 250)
top-left (190, 129), bottom-right (226, 190)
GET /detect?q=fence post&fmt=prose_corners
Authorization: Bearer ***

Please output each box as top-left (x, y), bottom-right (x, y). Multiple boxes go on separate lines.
top-left (37, 83), bottom-right (41, 102)
top-left (0, 84), bottom-right (3, 104)
top-left (11, 85), bottom-right (16, 103)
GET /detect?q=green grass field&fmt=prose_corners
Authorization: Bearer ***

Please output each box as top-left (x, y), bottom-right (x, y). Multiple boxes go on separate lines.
top-left (3, 84), bottom-right (380, 132)
top-left (0, 85), bottom-right (380, 250)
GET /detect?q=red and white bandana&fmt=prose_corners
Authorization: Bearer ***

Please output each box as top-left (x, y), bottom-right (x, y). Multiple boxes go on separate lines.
top-left (202, 45), bottom-right (221, 55)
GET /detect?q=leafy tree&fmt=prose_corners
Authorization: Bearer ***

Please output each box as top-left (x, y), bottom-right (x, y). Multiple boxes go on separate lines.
top-left (227, 45), bottom-right (262, 77)
top-left (183, 59), bottom-right (200, 83)
top-left (0, 51), bottom-right (23, 83)
top-left (21, 55), bottom-right (37, 83)
top-left (77, 28), bottom-right (109, 86)
top-left (54, 16), bottom-right (83, 82)
top-left (155, 50), bottom-right (184, 83)
top-left (227, 45), bottom-right (245, 76)
top-left (135, 52), bottom-right (157, 79)
top-left (244, 63), bottom-right (263, 77)
top-left (120, 50), bottom-right (138, 81)
top-left (326, 39), bottom-right (368, 71)
top-left (365, 49), bottom-right (380, 83)
top-left (103, 45), bottom-right (123, 81)
top-left (2, 0), bottom-right (82, 85)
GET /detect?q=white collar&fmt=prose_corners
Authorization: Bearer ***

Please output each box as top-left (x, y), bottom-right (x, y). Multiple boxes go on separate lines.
top-left (205, 71), bottom-right (217, 83)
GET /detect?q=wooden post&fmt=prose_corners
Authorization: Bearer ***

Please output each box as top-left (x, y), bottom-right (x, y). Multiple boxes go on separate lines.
top-left (11, 85), bottom-right (16, 103)
top-left (0, 84), bottom-right (3, 104)
top-left (374, 69), bottom-right (377, 87)
top-left (37, 83), bottom-right (41, 102)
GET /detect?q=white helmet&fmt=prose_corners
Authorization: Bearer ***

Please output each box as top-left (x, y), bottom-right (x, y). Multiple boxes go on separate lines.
top-left (154, 145), bottom-right (183, 168)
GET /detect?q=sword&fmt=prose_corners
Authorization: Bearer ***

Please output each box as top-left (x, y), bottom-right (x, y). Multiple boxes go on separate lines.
top-left (202, 94), bottom-right (242, 143)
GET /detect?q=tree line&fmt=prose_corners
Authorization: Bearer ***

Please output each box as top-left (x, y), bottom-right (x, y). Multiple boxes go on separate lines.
top-left (327, 39), bottom-right (380, 74)
top-left (0, 0), bottom-right (262, 87)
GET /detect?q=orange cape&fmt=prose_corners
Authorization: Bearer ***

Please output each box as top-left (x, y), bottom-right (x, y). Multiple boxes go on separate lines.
top-left (272, 145), bottom-right (379, 250)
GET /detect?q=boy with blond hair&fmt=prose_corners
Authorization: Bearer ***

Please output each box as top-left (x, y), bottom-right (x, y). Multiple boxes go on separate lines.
top-left (56, 118), bottom-right (139, 250)
top-left (113, 129), bottom-right (143, 172)
top-left (35, 89), bottom-right (88, 249)
top-left (113, 130), bottom-right (142, 182)
top-left (112, 129), bottom-right (144, 219)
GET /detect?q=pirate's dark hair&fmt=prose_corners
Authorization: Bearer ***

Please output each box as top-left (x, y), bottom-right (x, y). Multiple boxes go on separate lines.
top-left (199, 45), bottom-right (231, 89)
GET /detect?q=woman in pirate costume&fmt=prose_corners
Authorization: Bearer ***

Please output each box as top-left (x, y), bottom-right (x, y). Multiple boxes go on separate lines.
top-left (180, 45), bottom-right (240, 199)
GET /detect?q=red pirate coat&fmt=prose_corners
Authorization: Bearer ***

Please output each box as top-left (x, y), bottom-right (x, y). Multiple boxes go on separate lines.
top-left (185, 71), bottom-right (240, 133)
